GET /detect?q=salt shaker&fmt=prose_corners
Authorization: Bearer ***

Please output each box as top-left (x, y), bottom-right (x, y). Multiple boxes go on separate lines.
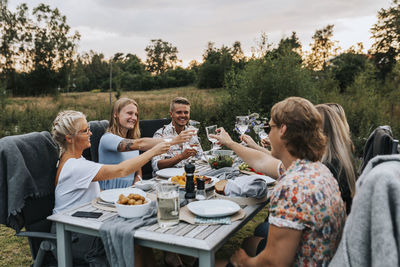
top-left (195, 178), bottom-right (206, 201)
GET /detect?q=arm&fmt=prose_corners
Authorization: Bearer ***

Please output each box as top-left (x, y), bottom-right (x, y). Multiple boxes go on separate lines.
top-left (241, 134), bottom-right (271, 154)
top-left (230, 225), bottom-right (302, 267)
top-left (210, 128), bottom-right (281, 179)
top-left (93, 142), bottom-right (170, 181)
top-left (117, 137), bottom-right (165, 152)
top-left (156, 148), bottom-right (197, 169)
top-left (133, 168), bottom-right (142, 185)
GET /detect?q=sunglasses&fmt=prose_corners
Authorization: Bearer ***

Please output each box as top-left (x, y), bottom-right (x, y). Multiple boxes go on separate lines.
top-left (77, 126), bottom-right (91, 135)
top-left (264, 123), bottom-right (279, 134)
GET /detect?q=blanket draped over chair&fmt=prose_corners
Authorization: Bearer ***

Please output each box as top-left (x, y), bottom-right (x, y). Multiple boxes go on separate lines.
top-left (0, 131), bottom-right (59, 232)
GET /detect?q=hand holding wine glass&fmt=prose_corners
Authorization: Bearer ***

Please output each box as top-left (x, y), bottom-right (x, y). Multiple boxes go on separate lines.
top-left (235, 116), bottom-right (249, 145)
top-left (205, 125), bottom-right (221, 150)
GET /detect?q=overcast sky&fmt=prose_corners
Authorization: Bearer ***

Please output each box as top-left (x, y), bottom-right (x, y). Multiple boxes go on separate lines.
top-left (8, 0), bottom-right (392, 66)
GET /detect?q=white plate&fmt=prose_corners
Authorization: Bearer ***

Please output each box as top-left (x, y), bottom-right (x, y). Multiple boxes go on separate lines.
top-left (156, 168), bottom-right (185, 178)
top-left (168, 176), bottom-right (219, 190)
top-left (99, 188), bottom-right (146, 203)
top-left (187, 199), bottom-right (240, 218)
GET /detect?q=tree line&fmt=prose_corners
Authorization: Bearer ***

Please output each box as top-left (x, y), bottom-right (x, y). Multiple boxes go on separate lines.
top-left (1, 0), bottom-right (400, 100)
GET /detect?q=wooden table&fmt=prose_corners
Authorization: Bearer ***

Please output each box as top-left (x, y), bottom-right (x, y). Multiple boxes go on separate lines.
top-left (48, 164), bottom-right (269, 267)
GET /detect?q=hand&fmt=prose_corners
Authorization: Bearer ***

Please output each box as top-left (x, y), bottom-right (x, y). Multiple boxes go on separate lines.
top-left (209, 127), bottom-right (233, 147)
top-left (151, 141), bottom-right (170, 156)
top-left (261, 137), bottom-right (271, 147)
top-left (240, 134), bottom-right (258, 149)
top-left (172, 129), bottom-right (195, 145)
top-left (230, 248), bottom-right (250, 267)
top-left (180, 148), bottom-right (197, 160)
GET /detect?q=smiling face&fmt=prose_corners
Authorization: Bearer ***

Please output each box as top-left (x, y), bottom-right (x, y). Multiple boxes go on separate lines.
top-left (170, 103), bottom-right (190, 130)
top-left (116, 103), bottom-right (138, 132)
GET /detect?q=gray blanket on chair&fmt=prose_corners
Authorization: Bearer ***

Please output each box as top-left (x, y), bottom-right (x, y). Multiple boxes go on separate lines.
top-left (329, 154), bottom-right (400, 267)
top-left (0, 131), bottom-right (59, 232)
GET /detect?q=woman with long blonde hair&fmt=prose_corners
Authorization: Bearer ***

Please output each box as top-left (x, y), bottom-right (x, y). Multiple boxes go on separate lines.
top-left (98, 97), bottom-right (193, 190)
top-left (316, 104), bottom-right (356, 214)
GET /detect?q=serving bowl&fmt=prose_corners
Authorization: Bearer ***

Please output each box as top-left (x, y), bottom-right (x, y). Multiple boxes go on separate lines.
top-left (115, 193), bottom-right (152, 218)
top-left (134, 180), bottom-right (156, 191)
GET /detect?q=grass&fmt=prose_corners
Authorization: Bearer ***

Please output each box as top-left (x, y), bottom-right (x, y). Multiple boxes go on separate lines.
top-left (0, 86), bottom-right (269, 266)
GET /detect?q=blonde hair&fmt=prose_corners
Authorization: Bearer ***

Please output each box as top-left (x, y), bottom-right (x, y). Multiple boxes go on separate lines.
top-left (108, 97), bottom-right (141, 139)
top-left (271, 97), bottom-right (326, 162)
top-left (316, 104), bottom-right (356, 197)
top-left (52, 110), bottom-right (86, 155)
top-left (170, 97), bottom-right (190, 112)
top-left (325, 103), bottom-right (350, 134)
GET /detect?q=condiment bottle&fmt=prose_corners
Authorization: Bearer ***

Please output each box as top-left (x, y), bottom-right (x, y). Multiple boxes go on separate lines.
top-left (184, 161), bottom-right (196, 200)
top-left (195, 178), bottom-right (206, 200)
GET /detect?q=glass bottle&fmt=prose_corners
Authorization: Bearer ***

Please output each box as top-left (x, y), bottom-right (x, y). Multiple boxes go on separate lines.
top-left (195, 178), bottom-right (206, 201)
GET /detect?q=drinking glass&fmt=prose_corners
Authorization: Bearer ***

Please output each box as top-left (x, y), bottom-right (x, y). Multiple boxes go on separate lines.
top-left (188, 120), bottom-right (200, 134)
top-left (156, 182), bottom-right (180, 228)
top-left (205, 125), bottom-right (221, 150)
top-left (235, 116), bottom-right (249, 145)
top-left (253, 124), bottom-right (269, 143)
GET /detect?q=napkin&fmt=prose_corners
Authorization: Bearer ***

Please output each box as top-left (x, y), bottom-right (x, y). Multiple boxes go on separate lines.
top-left (199, 167), bottom-right (240, 180)
top-left (99, 201), bottom-right (157, 267)
top-left (179, 205), bottom-right (245, 225)
top-left (225, 175), bottom-right (270, 198)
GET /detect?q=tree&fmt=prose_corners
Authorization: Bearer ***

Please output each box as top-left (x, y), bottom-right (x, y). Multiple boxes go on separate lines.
top-left (145, 39), bottom-right (179, 75)
top-left (370, 0), bottom-right (400, 79)
top-left (304, 25), bottom-right (341, 70)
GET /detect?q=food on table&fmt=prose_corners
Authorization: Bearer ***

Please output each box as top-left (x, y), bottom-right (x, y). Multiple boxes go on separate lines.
top-left (117, 193), bottom-right (147, 205)
top-left (238, 162), bottom-right (264, 175)
top-left (214, 180), bottom-right (227, 195)
top-left (208, 155), bottom-right (234, 169)
top-left (170, 173), bottom-right (212, 186)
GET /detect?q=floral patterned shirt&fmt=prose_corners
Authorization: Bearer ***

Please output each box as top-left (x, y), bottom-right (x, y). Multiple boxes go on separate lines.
top-left (151, 122), bottom-right (203, 172)
top-left (268, 159), bottom-right (346, 266)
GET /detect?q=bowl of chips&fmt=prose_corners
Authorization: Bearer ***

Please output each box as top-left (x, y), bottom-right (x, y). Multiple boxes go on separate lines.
top-left (115, 193), bottom-right (152, 218)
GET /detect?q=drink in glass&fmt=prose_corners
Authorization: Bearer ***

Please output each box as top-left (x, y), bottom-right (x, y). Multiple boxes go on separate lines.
top-left (156, 183), bottom-right (180, 228)
top-left (205, 125), bottom-right (220, 150)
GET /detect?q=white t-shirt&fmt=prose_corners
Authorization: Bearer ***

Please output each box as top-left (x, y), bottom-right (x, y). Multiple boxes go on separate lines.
top-left (53, 157), bottom-right (102, 214)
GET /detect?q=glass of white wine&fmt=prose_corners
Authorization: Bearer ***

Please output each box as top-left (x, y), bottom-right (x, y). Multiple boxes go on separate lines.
top-left (205, 125), bottom-right (221, 151)
top-left (235, 116), bottom-right (249, 145)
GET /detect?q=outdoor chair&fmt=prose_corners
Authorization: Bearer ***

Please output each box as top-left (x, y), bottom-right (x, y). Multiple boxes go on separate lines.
top-left (139, 118), bottom-right (171, 179)
top-left (82, 120), bottom-right (109, 162)
top-left (358, 125), bottom-right (398, 175)
top-left (0, 131), bottom-right (59, 267)
top-left (330, 154), bottom-right (400, 266)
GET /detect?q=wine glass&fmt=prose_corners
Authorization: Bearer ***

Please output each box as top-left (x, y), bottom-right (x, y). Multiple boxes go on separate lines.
top-left (205, 125), bottom-right (221, 151)
top-left (253, 124), bottom-right (269, 144)
top-left (188, 120), bottom-right (200, 134)
top-left (235, 116), bottom-right (249, 145)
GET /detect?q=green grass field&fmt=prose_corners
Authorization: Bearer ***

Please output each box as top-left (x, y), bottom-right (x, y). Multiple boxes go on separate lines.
top-left (0, 86), bottom-right (269, 266)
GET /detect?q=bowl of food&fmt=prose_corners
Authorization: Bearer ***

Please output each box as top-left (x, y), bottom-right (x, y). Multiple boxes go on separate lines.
top-left (212, 150), bottom-right (234, 157)
top-left (134, 180), bottom-right (156, 191)
top-left (208, 154), bottom-right (234, 169)
top-left (115, 193), bottom-right (152, 218)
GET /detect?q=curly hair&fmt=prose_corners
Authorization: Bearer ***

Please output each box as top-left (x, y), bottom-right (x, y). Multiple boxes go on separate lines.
top-left (271, 97), bottom-right (326, 162)
top-left (108, 97), bottom-right (141, 139)
top-left (52, 110), bottom-right (86, 155)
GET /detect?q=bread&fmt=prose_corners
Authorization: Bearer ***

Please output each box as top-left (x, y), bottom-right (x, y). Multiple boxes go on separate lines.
top-left (214, 180), bottom-right (227, 195)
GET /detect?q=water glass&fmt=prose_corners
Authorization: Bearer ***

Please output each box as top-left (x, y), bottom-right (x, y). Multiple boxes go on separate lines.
top-left (156, 182), bottom-right (180, 228)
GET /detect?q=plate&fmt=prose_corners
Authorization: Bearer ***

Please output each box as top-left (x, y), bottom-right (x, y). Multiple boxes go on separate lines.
top-left (99, 188), bottom-right (146, 203)
top-left (156, 168), bottom-right (185, 178)
top-left (187, 199), bottom-right (240, 218)
top-left (168, 176), bottom-right (219, 190)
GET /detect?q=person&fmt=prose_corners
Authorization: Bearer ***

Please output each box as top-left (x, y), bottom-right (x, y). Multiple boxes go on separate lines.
top-left (212, 97), bottom-right (346, 266)
top-left (316, 104), bottom-right (356, 214)
top-left (98, 97), bottom-right (193, 190)
top-left (52, 110), bottom-right (169, 266)
top-left (151, 97), bottom-right (203, 172)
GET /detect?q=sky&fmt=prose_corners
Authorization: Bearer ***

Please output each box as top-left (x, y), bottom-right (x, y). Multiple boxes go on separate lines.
top-left (8, 0), bottom-right (393, 66)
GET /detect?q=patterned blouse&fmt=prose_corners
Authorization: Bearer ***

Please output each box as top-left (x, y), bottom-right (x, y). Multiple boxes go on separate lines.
top-left (151, 122), bottom-right (203, 172)
top-left (268, 159), bottom-right (346, 266)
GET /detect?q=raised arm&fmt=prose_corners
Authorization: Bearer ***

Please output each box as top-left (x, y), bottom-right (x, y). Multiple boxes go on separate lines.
top-left (117, 129), bottom-right (194, 152)
top-left (240, 134), bottom-right (271, 154)
top-left (94, 142), bottom-right (170, 181)
top-left (210, 128), bottom-right (281, 179)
